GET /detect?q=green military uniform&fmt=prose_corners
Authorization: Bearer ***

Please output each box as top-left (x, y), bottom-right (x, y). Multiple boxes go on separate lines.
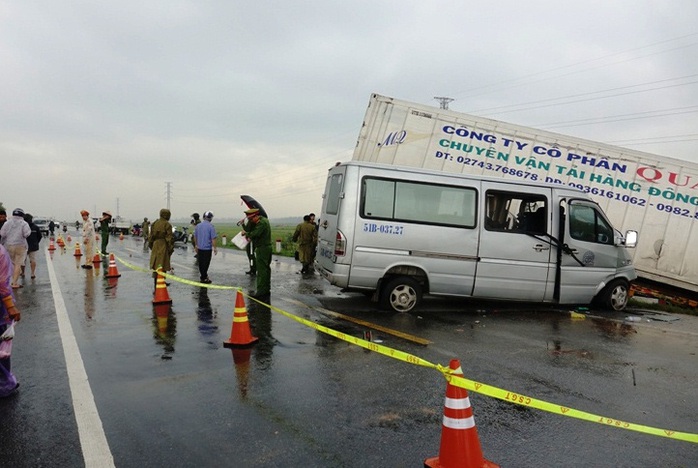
top-left (142, 218), bottom-right (150, 241)
top-left (99, 212), bottom-right (111, 255)
top-left (148, 209), bottom-right (174, 276)
top-left (292, 218), bottom-right (317, 273)
top-left (244, 209), bottom-right (271, 297)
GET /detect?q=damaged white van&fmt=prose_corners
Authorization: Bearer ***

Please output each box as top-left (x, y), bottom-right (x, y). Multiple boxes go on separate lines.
top-left (316, 162), bottom-right (638, 313)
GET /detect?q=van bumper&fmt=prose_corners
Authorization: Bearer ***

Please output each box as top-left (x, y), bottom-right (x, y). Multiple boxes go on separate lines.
top-left (318, 264), bottom-right (350, 288)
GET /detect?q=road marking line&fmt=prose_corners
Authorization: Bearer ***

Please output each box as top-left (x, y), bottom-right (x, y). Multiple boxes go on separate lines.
top-left (282, 298), bottom-right (431, 345)
top-left (120, 247), bottom-right (195, 274)
top-left (45, 250), bottom-right (115, 468)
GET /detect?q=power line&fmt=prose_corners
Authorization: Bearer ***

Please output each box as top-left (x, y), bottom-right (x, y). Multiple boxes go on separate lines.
top-left (453, 33), bottom-right (698, 100)
top-left (537, 105), bottom-right (698, 129)
top-left (467, 74), bottom-right (698, 116)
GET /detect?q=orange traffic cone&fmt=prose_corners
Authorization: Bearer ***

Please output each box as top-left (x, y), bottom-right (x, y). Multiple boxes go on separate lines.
top-left (67, 235), bottom-right (72, 243)
top-left (119, 232), bottom-right (124, 240)
top-left (424, 359), bottom-right (498, 468)
top-left (92, 253), bottom-right (102, 265)
top-left (152, 268), bottom-right (172, 305)
top-left (104, 253), bottom-right (121, 278)
top-left (223, 290), bottom-right (259, 348)
top-left (57, 236), bottom-right (65, 247)
top-left (48, 238), bottom-right (56, 251)
top-left (73, 242), bottom-right (82, 257)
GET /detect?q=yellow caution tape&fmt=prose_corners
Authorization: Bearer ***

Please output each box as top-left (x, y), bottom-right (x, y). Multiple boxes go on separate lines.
top-left (446, 374), bottom-right (697, 443)
top-left (262, 299), bottom-right (697, 443)
top-left (109, 253), bottom-right (239, 290)
top-left (105, 251), bottom-right (698, 444)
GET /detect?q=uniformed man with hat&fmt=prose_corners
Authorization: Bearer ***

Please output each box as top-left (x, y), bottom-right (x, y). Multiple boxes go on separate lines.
top-left (242, 208), bottom-right (272, 300)
top-left (99, 211), bottom-right (112, 256)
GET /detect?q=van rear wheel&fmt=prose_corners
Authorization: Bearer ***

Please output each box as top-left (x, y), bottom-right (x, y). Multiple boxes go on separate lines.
top-left (380, 276), bottom-right (421, 313)
top-left (596, 279), bottom-right (629, 311)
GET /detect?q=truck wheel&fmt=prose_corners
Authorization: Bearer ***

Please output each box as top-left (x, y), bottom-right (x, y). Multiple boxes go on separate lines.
top-left (596, 279), bottom-right (629, 311)
top-left (380, 276), bottom-right (421, 313)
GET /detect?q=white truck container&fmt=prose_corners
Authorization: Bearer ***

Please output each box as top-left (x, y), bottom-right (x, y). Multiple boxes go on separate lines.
top-left (351, 94), bottom-right (698, 294)
top-left (317, 161), bottom-right (637, 312)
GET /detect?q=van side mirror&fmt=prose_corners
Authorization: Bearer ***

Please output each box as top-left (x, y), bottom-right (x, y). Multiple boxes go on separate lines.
top-left (624, 230), bottom-right (638, 248)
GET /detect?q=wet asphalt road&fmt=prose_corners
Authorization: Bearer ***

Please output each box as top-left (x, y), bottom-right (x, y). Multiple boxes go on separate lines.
top-left (1, 234), bottom-right (697, 467)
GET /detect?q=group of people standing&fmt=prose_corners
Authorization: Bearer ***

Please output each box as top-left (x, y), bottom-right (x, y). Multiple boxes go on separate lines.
top-left (0, 208), bottom-right (42, 288)
top-left (0, 208), bottom-right (32, 398)
top-left (76, 209), bottom-right (114, 269)
top-left (142, 207), bottom-right (272, 300)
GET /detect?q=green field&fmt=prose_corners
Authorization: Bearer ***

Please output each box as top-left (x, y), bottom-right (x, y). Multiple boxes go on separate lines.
top-left (174, 223), bottom-right (299, 258)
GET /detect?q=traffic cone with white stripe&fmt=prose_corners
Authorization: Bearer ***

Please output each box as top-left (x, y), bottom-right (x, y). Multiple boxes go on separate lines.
top-left (93, 253), bottom-right (102, 266)
top-left (223, 290), bottom-right (258, 348)
top-left (424, 359), bottom-right (498, 468)
top-left (152, 268), bottom-right (172, 305)
top-left (48, 238), bottom-right (56, 251)
top-left (73, 242), bottom-right (82, 257)
top-left (104, 253), bottom-right (121, 278)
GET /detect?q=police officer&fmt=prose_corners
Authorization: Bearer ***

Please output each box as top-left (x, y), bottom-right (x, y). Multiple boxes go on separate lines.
top-left (242, 208), bottom-right (271, 300)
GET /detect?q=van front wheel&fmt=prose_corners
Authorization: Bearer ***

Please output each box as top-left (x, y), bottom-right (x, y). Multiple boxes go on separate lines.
top-left (595, 279), bottom-right (629, 311)
top-left (380, 277), bottom-right (421, 313)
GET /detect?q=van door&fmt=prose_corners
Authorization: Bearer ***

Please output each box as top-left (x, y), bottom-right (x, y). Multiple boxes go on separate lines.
top-left (316, 165), bottom-right (349, 284)
top-left (473, 183), bottom-right (554, 301)
top-left (558, 199), bottom-right (621, 303)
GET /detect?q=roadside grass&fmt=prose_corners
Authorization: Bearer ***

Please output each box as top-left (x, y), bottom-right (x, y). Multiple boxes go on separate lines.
top-left (175, 222), bottom-right (299, 258)
top-left (628, 298), bottom-right (697, 316)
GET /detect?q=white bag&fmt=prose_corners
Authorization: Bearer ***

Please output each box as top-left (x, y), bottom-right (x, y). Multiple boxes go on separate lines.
top-left (232, 232), bottom-right (249, 250)
top-left (1, 321), bottom-right (15, 341)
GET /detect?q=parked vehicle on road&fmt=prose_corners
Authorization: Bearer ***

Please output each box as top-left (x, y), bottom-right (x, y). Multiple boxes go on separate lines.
top-left (316, 161), bottom-right (637, 312)
top-left (33, 217), bottom-right (51, 236)
top-left (351, 93), bottom-right (698, 296)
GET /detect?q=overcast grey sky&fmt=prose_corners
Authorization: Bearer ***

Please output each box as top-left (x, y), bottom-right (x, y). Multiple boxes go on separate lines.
top-left (2, 1), bottom-right (697, 222)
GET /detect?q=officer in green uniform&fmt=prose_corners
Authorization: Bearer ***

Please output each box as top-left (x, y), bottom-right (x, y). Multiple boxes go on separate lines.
top-left (242, 208), bottom-right (271, 300)
top-left (99, 211), bottom-right (112, 256)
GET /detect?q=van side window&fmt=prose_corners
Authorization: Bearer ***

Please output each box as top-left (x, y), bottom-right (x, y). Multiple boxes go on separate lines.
top-left (485, 191), bottom-right (547, 234)
top-left (361, 177), bottom-right (477, 228)
top-left (326, 174), bottom-right (343, 215)
top-left (569, 204), bottom-right (614, 245)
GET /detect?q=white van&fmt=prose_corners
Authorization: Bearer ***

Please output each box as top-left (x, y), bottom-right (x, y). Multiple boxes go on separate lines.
top-left (316, 162), bottom-right (638, 312)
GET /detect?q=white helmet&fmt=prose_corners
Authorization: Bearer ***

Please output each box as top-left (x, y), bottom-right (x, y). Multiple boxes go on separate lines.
top-left (203, 211), bottom-right (214, 220)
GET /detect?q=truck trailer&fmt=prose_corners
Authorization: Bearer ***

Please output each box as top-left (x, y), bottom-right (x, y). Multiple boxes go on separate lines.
top-left (349, 93), bottom-right (698, 295)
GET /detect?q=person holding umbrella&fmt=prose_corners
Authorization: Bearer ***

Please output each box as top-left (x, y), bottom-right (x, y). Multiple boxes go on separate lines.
top-left (242, 208), bottom-right (271, 300)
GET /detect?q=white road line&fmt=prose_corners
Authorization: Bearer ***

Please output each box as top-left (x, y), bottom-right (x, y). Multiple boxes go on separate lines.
top-left (45, 250), bottom-right (115, 468)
